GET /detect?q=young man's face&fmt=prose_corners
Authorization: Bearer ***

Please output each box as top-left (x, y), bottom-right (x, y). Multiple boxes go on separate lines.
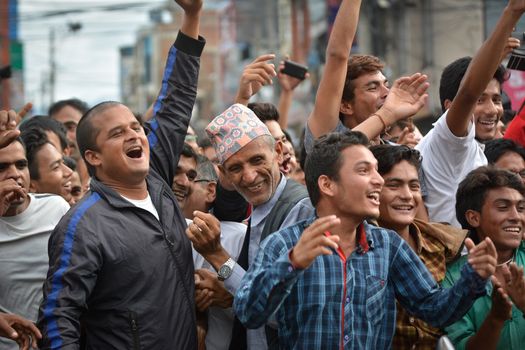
top-left (329, 145), bottom-right (384, 220)
top-left (183, 180), bottom-right (216, 219)
top-left (473, 79), bottom-right (504, 142)
top-left (474, 187), bottom-right (525, 252)
top-left (52, 105), bottom-right (83, 146)
top-left (30, 143), bottom-right (73, 202)
top-left (172, 155), bottom-right (197, 209)
top-left (378, 160), bottom-right (421, 232)
top-left (264, 120), bottom-right (292, 175)
top-left (493, 151), bottom-right (525, 185)
top-left (0, 141), bottom-right (30, 216)
top-left (88, 104), bottom-right (150, 186)
top-left (343, 71), bottom-right (389, 127)
top-left (69, 171), bottom-right (84, 205)
top-left (221, 137), bottom-right (282, 207)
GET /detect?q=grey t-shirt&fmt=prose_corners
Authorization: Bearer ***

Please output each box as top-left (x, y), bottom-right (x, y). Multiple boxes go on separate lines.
top-left (0, 194), bottom-right (69, 349)
top-left (304, 120), bottom-right (347, 154)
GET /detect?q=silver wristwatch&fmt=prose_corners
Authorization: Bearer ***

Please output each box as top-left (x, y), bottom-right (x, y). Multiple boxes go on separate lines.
top-left (217, 258), bottom-right (235, 281)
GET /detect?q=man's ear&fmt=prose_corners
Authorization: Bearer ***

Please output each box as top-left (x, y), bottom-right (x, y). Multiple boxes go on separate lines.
top-left (340, 100), bottom-right (353, 116)
top-left (318, 175), bottom-right (335, 198)
top-left (274, 139), bottom-right (284, 163)
top-left (84, 150), bottom-right (101, 168)
top-left (29, 180), bottom-right (38, 193)
top-left (206, 182), bottom-right (217, 204)
top-left (465, 209), bottom-right (481, 228)
top-left (443, 99), bottom-right (453, 110)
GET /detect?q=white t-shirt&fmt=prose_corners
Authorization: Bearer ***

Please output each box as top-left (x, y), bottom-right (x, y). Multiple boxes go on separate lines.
top-left (416, 110), bottom-right (487, 227)
top-left (122, 193), bottom-right (159, 220)
top-left (0, 194), bottom-right (70, 349)
top-left (187, 218), bottom-right (246, 350)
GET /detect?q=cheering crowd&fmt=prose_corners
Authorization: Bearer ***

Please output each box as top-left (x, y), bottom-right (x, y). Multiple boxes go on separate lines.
top-left (2, 0), bottom-right (525, 349)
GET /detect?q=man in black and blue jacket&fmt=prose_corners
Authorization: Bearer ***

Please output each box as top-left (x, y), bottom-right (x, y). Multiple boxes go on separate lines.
top-left (37, 1), bottom-right (205, 349)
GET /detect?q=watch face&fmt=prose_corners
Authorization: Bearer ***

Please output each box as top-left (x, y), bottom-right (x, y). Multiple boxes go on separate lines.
top-left (219, 265), bottom-right (232, 278)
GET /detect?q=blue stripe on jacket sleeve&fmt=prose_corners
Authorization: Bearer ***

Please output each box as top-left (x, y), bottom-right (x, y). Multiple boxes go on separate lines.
top-left (42, 192), bottom-right (101, 349)
top-left (147, 45), bottom-right (178, 149)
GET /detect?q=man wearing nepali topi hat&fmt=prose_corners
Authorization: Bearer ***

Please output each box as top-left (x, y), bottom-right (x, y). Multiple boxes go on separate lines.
top-left (186, 103), bottom-right (314, 349)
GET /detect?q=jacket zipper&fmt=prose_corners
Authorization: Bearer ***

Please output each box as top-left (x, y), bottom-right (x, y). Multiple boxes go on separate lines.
top-left (128, 311), bottom-right (141, 350)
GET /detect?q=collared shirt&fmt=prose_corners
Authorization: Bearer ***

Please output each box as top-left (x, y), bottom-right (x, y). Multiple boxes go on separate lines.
top-left (443, 242), bottom-right (525, 350)
top-left (392, 222), bottom-right (448, 350)
top-left (234, 217), bottom-right (487, 350)
top-left (224, 175), bottom-right (314, 350)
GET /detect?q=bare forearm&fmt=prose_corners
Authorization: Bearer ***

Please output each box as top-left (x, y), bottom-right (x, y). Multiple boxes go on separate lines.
top-left (181, 13), bottom-right (200, 39)
top-left (308, 0), bottom-right (362, 138)
top-left (465, 313), bottom-right (505, 350)
top-left (353, 110), bottom-right (394, 140)
top-left (448, 6), bottom-right (523, 135)
top-left (278, 89), bottom-right (293, 129)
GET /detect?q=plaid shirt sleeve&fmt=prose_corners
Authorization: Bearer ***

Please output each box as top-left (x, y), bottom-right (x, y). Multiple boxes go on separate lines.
top-left (233, 225), bottom-right (304, 329)
top-left (391, 238), bottom-right (488, 328)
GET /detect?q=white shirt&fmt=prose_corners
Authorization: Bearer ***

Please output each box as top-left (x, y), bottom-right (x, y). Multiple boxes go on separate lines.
top-left (122, 193), bottom-right (159, 220)
top-left (187, 219), bottom-right (246, 350)
top-left (416, 110), bottom-right (487, 227)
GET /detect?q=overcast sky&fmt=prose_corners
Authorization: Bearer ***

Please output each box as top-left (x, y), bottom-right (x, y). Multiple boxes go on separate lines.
top-left (19, 0), bottom-right (166, 113)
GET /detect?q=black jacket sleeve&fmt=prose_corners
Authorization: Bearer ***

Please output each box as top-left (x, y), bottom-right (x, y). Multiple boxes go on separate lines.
top-left (146, 31), bottom-right (205, 185)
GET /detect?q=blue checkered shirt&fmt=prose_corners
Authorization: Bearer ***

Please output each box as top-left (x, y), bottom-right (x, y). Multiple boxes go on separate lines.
top-left (233, 217), bottom-right (487, 349)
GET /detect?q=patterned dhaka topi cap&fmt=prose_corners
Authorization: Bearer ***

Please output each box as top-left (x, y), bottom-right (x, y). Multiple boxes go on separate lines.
top-left (206, 103), bottom-right (271, 164)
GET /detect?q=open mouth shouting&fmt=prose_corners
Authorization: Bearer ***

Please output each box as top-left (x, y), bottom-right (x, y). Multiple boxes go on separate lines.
top-left (367, 191), bottom-right (381, 206)
top-left (125, 145), bottom-right (144, 159)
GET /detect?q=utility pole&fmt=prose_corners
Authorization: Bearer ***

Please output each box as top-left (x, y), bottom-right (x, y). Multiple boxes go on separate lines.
top-left (47, 23), bottom-right (81, 109)
top-left (49, 27), bottom-right (56, 107)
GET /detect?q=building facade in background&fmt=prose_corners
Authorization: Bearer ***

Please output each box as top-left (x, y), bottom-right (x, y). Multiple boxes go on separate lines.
top-left (0, 0), bottom-right (24, 110)
top-left (120, 0), bottom-right (524, 134)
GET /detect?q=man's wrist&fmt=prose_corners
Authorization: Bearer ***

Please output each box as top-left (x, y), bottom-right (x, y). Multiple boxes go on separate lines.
top-left (375, 107), bottom-right (396, 125)
top-left (488, 309), bottom-right (509, 324)
top-left (234, 95), bottom-right (249, 106)
top-left (204, 248), bottom-right (232, 271)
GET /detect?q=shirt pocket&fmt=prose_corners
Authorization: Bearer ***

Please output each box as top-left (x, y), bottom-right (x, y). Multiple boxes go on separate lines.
top-left (365, 275), bottom-right (387, 326)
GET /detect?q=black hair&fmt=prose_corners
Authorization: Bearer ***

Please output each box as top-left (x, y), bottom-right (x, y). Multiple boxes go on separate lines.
top-left (247, 102), bottom-right (280, 123)
top-left (456, 166), bottom-right (525, 240)
top-left (195, 154), bottom-right (218, 182)
top-left (20, 127), bottom-right (51, 180)
top-left (305, 130), bottom-right (369, 206)
top-left (283, 129), bottom-right (293, 145)
top-left (76, 101), bottom-right (122, 176)
top-left (439, 57), bottom-right (508, 112)
top-left (484, 138), bottom-right (525, 164)
top-left (19, 115), bottom-right (68, 152)
top-left (63, 156), bottom-right (77, 171)
top-left (369, 144), bottom-right (421, 176)
top-left (48, 98), bottom-right (89, 117)
top-left (198, 136), bottom-right (212, 149)
top-left (181, 142), bottom-right (199, 162)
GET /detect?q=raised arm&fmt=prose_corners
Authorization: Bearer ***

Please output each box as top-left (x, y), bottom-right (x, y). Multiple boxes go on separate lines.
top-left (306, 0), bottom-right (362, 138)
top-left (447, 1), bottom-right (525, 137)
top-left (234, 54), bottom-right (276, 106)
top-left (146, 0), bottom-right (205, 184)
top-left (353, 73), bottom-right (428, 140)
top-left (277, 57), bottom-right (308, 129)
